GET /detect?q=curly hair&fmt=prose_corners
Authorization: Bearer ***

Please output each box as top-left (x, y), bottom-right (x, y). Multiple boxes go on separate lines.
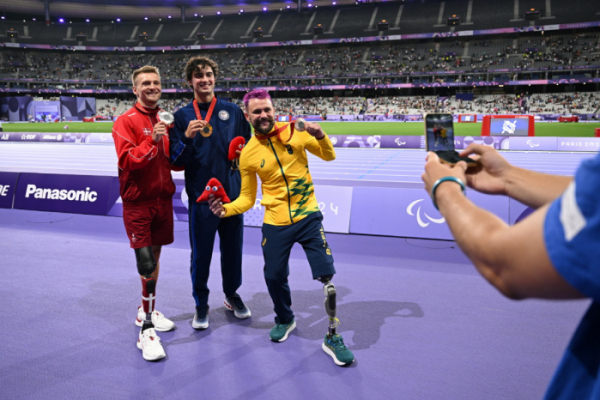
top-left (185, 56), bottom-right (219, 81)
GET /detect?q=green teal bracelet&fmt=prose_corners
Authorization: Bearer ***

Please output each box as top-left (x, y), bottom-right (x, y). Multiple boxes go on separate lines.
top-left (431, 176), bottom-right (466, 210)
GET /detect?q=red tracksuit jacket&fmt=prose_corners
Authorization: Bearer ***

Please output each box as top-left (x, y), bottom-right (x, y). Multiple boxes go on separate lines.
top-left (112, 103), bottom-right (182, 208)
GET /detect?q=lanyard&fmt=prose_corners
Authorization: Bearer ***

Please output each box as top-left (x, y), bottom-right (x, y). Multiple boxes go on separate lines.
top-left (192, 96), bottom-right (217, 123)
top-left (255, 122), bottom-right (295, 143)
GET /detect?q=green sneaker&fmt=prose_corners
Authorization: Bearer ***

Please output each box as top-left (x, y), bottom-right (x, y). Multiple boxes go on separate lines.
top-left (322, 334), bottom-right (355, 366)
top-left (269, 320), bottom-right (296, 342)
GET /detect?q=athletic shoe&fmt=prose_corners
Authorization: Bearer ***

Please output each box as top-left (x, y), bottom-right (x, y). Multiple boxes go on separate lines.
top-left (135, 307), bottom-right (175, 332)
top-left (224, 294), bottom-right (252, 319)
top-left (269, 320), bottom-right (296, 342)
top-left (137, 328), bottom-right (166, 361)
top-left (192, 309), bottom-right (209, 330)
top-left (322, 334), bottom-right (355, 366)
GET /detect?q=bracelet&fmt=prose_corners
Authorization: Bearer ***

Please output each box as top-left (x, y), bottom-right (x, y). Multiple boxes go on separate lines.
top-left (431, 176), bottom-right (466, 210)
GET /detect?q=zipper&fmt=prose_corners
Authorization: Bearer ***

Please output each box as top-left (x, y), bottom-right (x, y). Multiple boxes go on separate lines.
top-left (268, 138), bottom-right (294, 224)
top-left (149, 115), bottom-right (163, 206)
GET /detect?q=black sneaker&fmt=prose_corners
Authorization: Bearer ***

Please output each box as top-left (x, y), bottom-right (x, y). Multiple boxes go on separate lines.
top-left (192, 308), bottom-right (209, 330)
top-left (224, 294), bottom-right (251, 319)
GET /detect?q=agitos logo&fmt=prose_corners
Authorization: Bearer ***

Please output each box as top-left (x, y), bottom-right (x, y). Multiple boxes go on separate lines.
top-left (25, 184), bottom-right (98, 202)
top-left (406, 199), bottom-right (445, 228)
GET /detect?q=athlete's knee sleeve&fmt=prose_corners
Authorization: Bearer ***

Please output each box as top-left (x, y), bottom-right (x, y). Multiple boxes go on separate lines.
top-left (135, 246), bottom-right (156, 278)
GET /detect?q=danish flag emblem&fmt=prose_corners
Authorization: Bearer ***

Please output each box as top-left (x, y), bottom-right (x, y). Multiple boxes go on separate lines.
top-left (143, 128), bottom-right (151, 135)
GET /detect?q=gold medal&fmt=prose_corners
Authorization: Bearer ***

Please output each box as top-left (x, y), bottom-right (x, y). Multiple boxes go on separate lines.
top-left (200, 124), bottom-right (213, 137)
top-left (193, 97), bottom-right (217, 138)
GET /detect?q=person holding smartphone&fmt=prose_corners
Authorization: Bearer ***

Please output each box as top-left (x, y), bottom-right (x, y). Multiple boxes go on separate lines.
top-left (422, 143), bottom-right (598, 399)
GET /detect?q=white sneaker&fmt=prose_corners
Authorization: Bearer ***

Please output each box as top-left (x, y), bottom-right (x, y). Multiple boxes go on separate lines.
top-left (137, 328), bottom-right (166, 361)
top-left (135, 307), bottom-right (175, 332)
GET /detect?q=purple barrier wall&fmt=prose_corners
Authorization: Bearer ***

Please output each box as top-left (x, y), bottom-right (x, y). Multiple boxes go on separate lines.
top-left (0, 171), bottom-right (558, 239)
top-left (379, 136), bottom-right (424, 149)
top-left (509, 137), bottom-right (558, 151)
top-left (349, 187), bottom-right (509, 240)
top-left (14, 173), bottom-right (115, 215)
top-left (0, 172), bottom-right (18, 209)
top-left (330, 135), bottom-right (381, 148)
top-left (167, 180), bottom-right (354, 234)
top-left (557, 138), bottom-right (600, 151)
top-left (509, 198), bottom-right (532, 225)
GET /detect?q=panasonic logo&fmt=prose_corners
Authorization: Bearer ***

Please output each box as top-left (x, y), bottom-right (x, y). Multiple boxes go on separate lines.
top-left (25, 184), bottom-right (98, 202)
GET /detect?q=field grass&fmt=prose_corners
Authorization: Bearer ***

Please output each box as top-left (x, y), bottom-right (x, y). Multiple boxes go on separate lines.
top-left (4, 121), bottom-right (600, 137)
top-left (4, 122), bottom-right (114, 133)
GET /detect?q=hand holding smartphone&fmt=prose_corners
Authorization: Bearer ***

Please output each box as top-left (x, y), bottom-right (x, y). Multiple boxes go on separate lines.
top-left (424, 113), bottom-right (478, 168)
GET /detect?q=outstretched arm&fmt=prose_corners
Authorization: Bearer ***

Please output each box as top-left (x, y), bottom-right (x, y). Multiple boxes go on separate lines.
top-left (460, 144), bottom-right (571, 208)
top-left (210, 165), bottom-right (258, 217)
top-left (422, 152), bottom-right (582, 300)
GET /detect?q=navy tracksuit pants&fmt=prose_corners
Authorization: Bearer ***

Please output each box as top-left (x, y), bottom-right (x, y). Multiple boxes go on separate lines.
top-left (189, 201), bottom-right (243, 313)
top-left (261, 212), bottom-right (336, 325)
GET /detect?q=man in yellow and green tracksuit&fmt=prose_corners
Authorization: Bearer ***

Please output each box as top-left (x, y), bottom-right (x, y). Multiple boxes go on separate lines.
top-left (209, 89), bottom-right (355, 367)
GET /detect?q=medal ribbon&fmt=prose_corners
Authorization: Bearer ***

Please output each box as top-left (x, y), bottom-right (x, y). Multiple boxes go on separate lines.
top-left (255, 122), bottom-right (295, 143)
top-left (193, 96), bottom-right (218, 124)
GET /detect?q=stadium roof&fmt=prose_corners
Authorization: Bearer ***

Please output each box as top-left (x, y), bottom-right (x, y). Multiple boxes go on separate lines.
top-left (1, 0), bottom-right (380, 20)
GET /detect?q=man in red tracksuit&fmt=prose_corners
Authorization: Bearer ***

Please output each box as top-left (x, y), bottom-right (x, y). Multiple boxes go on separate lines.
top-left (112, 65), bottom-right (182, 361)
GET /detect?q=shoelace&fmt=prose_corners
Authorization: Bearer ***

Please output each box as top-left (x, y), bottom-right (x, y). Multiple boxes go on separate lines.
top-left (143, 330), bottom-right (162, 345)
top-left (330, 336), bottom-right (348, 351)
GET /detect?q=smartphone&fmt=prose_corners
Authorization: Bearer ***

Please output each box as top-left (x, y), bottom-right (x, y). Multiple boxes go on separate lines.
top-left (424, 113), bottom-right (477, 167)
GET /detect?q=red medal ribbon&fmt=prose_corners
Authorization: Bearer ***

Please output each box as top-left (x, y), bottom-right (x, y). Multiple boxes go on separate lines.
top-left (193, 96), bottom-right (218, 124)
top-left (255, 122), bottom-right (295, 143)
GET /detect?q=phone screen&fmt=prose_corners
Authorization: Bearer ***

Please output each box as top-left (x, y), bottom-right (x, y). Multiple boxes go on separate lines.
top-left (425, 114), bottom-right (454, 152)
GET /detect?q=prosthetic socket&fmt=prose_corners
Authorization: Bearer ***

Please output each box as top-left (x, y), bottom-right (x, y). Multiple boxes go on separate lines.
top-left (318, 275), bottom-right (338, 336)
top-left (135, 247), bottom-right (157, 321)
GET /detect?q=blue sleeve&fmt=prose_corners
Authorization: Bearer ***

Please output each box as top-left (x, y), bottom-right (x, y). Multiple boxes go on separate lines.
top-left (169, 109), bottom-right (194, 166)
top-left (544, 153), bottom-right (600, 302)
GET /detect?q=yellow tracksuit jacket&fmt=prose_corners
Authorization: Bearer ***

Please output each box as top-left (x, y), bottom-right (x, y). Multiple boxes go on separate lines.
top-left (223, 122), bottom-right (336, 225)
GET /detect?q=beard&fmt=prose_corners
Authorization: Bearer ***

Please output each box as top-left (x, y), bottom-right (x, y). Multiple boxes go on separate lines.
top-left (253, 117), bottom-right (275, 135)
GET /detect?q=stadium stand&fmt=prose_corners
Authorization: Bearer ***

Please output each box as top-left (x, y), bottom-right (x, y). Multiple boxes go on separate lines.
top-left (0, 0), bottom-right (598, 117)
top-left (0, 0), bottom-right (599, 46)
top-left (1, 29), bottom-right (598, 82)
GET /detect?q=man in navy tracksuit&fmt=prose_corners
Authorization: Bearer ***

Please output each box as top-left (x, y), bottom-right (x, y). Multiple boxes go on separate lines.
top-left (170, 56), bottom-right (252, 329)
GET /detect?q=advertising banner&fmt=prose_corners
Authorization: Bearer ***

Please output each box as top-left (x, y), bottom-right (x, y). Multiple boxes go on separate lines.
top-left (380, 135), bottom-right (424, 149)
top-left (0, 96), bottom-right (33, 121)
top-left (329, 135), bottom-right (380, 148)
top-left (557, 138), bottom-right (600, 151)
top-left (0, 172), bottom-right (18, 209)
top-left (509, 137), bottom-right (558, 151)
top-left (14, 173), bottom-right (115, 215)
top-left (170, 183), bottom-right (353, 234)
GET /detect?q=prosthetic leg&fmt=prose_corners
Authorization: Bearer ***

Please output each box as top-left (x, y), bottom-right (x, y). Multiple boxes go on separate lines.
top-left (135, 246), bottom-right (157, 332)
top-left (317, 275), bottom-right (338, 337)
top-left (317, 274), bottom-right (355, 366)
top-left (134, 246), bottom-right (166, 361)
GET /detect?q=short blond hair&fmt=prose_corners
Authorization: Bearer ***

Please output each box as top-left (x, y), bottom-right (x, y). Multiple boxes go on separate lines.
top-left (131, 65), bottom-right (160, 86)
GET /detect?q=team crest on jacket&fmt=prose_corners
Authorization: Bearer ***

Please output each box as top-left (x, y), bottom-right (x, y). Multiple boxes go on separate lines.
top-left (218, 110), bottom-right (229, 121)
